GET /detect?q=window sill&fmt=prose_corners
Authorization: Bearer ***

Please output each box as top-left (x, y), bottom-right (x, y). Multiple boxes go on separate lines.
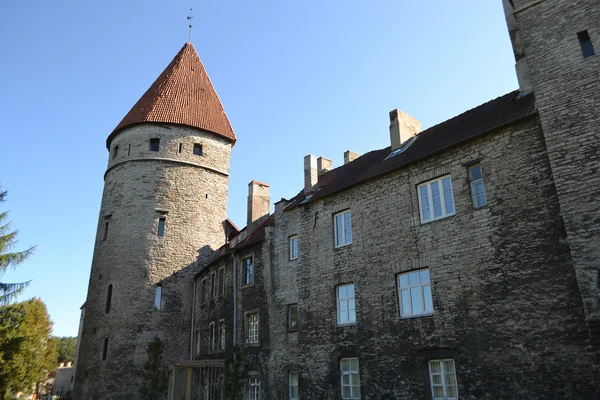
top-left (336, 322), bottom-right (357, 327)
top-left (334, 243), bottom-right (352, 249)
top-left (420, 213), bottom-right (455, 225)
top-left (399, 313), bottom-right (433, 320)
top-left (289, 257), bottom-right (298, 261)
top-left (241, 283), bottom-right (255, 289)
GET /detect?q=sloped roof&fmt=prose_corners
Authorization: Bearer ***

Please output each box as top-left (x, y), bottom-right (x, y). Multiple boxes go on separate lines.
top-left (286, 90), bottom-right (537, 208)
top-left (107, 43), bottom-right (236, 148)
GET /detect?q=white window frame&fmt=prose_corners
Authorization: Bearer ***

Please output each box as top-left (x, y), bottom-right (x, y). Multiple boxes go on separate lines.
top-left (246, 313), bottom-right (259, 344)
top-left (398, 268), bottom-right (433, 318)
top-left (211, 271), bottom-right (217, 299)
top-left (289, 371), bottom-right (299, 400)
top-left (242, 256), bottom-right (254, 286)
top-left (417, 176), bottom-right (455, 223)
top-left (340, 358), bottom-right (360, 399)
top-left (289, 235), bottom-right (299, 260)
top-left (195, 329), bottom-right (201, 355)
top-left (336, 283), bottom-right (356, 325)
top-left (468, 163), bottom-right (487, 208)
top-left (429, 359), bottom-right (458, 400)
top-left (208, 322), bottom-right (215, 354)
top-left (248, 375), bottom-right (260, 400)
top-left (218, 319), bottom-right (225, 351)
top-left (334, 210), bottom-right (352, 248)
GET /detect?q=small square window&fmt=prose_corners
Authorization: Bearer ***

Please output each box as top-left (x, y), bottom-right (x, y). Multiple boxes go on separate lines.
top-left (578, 30), bottom-right (595, 58)
top-left (429, 359), bottom-right (458, 400)
top-left (340, 358), bottom-right (360, 399)
top-left (398, 268), bottom-right (433, 317)
top-left (289, 235), bottom-right (299, 260)
top-left (289, 371), bottom-right (299, 400)
top-left (337, 283), bottom-right (356, 325)
top-left (157, 217), bottom-right (166, 237)
top-left (468, 164), bottom-right (487, 208)
top-left (334, 210), bottom-right (352, 247)
top-left (246, 313), bottom-right (259, 344)
top-left (288, 303), bottom-right (298, 331)
top-left (149, 138), bottom-right (160, 152)
top-left (242, 256), bottom-right (254, 286)
top-left (417, 176), bottom-right (455, 223)
top-left (193, 143), bottom-right (203, 156)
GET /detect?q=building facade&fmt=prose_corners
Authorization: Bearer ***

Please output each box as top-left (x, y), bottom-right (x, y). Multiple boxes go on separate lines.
top-left (76, 1), bottom-right (600, 399)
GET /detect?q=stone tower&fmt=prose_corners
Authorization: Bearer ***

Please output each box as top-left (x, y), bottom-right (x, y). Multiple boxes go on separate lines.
top-left (74, 43), bottom-right (236, 400)
top-left (504, 0), bottom-right (600, 363)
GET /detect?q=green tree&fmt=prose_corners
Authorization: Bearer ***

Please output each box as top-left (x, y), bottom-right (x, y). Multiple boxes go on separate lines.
top-left (0, 298), bottom-right (58, 399)
top-left (224, 345), bottom-right (248, 400)
top-left (0, 186), bottom-right (35, 305)
top-left (139, 336), bottom-right (169, 400)
top-left (49, 336), bottom-right (77, 364)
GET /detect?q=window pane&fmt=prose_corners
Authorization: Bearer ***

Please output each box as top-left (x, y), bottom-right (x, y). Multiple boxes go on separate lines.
top-left (410, 287), bottom-right (423, 314)
top-left (423, 285), bottom-right (433, 312)
top-left (431, 374), bottom-right (442, 385)
top-left (419, 270), bottom-right (430, 284)
top-left (354, 385), bottom-right (361, 398)
top-left (431, 181), bottom-right (442, 217)
top-left (342, 386), bottom-right (351, 398)
top-left (445, 372), bottom-right (457, 385)
top-left (447, 386), bottom-right (458, 398)
top-left (443, 177), bottom-right (455, 214)
top-left (401, 290), bottom-right (411, 315)
top-left (408, 272), bottom-right (420, 286)
top-left (444, 360), bottom-right (455, 372)
top-left (349, 308), bottom-right (356, 323)
top-left (430, 361), bottom-right (441, 373)
top-left (399, 274), bottom-right (409, 288)
top-left (342, 374), bottom-right (350, 385)
top-left (445, 198), bottom-right (455, 215)
top-left (468, 164), bottom-right (482, 181)
top-left (338, 285), bottom-right (347, 298)
top-left (341, 359), bottom-right (351, 371)
top-left (346, 284), bottom-right (354, 298)
top-left (290, 372), bottom-right (298, 385)
top-left (432, 386), bottom-right (444, 398)
top-left (420, 186), bottom-right (430, 221)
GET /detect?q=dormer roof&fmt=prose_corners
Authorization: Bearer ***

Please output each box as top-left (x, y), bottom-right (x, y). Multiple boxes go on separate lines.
top-left (107, 42), bottom-right (236, 148)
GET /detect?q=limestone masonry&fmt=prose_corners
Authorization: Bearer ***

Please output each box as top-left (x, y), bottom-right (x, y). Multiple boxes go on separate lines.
top-left (74, 1), bottom-right (600, 399)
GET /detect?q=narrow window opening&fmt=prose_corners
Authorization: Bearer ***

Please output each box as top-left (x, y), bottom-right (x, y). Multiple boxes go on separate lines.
top-left (127, 144), bottom-right (131, 156)
top-left (193, 143), bottom-right (203, 156)
top-left (242, 256), bottom-right (254, 285)
top-left (112, 145), bottom-right (118, 160)
top-left (200, 278), bottom-right (207, 305)
top-left (157, 217), bottom-right (166, 237)
top-left (578, 30), bottom-right (595, 58)
top-left (468, 164), bottom-right (487, 208)
top-left (178, 143), bottom-right (183, 153)
top-left (103, 221), bottom-right (109, 241)
top-left (289, 371), bottom-right (299, 400)
top-left (105, 284), bottom-right (112, 314)
top-left (210, 272), bottom-right (216, 299)
top-left (149, 138), bottom-right (160, 152)
top-left (102, 337), bottom-right (109, 361)
top-left (218, 267), bottom-right (225, 296)
top-left (195, 330), bottom-right (201, 355)
top-left (288, 303), bottom-right (298, 331)
top-left (337, 283), bottom-right (356, 325)
top-left (154, 284), bottom-right (162, 311)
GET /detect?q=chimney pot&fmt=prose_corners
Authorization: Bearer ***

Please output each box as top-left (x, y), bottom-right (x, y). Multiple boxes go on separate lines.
top-left (389, 109), bottom-right (421, 152)
top-left (344, 150), bottom-right (358, 164)
top-left (247, 180), bottom-right (270, 226)
top-left (317, 157), bottom-right (332, 176)
top-left (304, 155), bottom-right (318, 194)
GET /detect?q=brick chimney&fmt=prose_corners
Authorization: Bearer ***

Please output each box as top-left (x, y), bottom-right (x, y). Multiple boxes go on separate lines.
top-left (317, 156), bottom-right (332, 175)
top-left (389, 109), bottom-right (421, 152)
top-left (304, 155), bottom-right (318, 194)
top-left (344, 150), bottom-right (358, 164)
top-left (247, 180), bottom-right (270, 226)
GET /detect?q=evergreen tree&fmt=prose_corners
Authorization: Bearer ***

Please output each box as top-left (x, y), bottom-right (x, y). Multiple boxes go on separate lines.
top-left (224, 345), bottom-right (248, 400)
top-left (49, 336), bottom-right (77, 364)
top-left (139, 336), bottom-right (169, 400)
top-left (0, 298), bottom-right (58, 399)
top-left (0, 186), bottom-right (35, 304)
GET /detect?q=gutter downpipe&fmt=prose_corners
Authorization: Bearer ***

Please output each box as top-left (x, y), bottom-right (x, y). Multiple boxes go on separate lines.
top-left (189, 277), bottom-right (197, 360)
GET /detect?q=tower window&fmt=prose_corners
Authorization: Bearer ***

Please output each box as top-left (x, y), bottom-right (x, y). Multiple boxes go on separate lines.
top-left (154, 284), bottom-right (162, 311)
top-left (578, 30), bottom-right (595, 58)
top-left (149, 138), bottom-right (160, 152)
top-left (105, 284), bottom-right (112, 314)
top-left (103, 221), bottom-right (109, 241)
top-left (127, 144), bottom-right (131, 156)
top-left (102, 337), bottom-right (109, 361)
top-left (112, 145), bottom-right (118, 160)
top-left (157, 217), bottom-right (166, 237)
top-left (193, 143), bottom-right (203, 156)
top-left (178, 143), bottom-right (183, 153)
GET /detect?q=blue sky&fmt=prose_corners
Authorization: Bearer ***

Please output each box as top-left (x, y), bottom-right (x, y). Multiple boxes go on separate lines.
top-left (0, 1), bottom-right (517, 337)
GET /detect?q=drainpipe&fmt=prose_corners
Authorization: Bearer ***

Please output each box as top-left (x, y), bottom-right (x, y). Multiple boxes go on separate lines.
top-left (189, 277), bottom-right (197, 360)
top-left (232, 254), bottom-right (237, 346)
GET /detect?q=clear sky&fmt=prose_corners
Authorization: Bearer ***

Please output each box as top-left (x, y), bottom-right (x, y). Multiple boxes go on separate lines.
top-left (0, 1), bottom-right (518, 337)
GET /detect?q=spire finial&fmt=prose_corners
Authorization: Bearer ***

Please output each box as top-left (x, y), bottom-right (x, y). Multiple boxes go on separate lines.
top-left (187, 9), bottom-right (193, 43)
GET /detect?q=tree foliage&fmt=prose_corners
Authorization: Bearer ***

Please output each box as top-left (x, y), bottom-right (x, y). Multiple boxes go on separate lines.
top-left (0, 298), bottom-right (57, 399)
top-left (224, 345), bottom-right (248, 400)
top-left (139, 336), bottom-right (169, 400)
top-left (0, 186), bottom-right (35, 305)
top-left (49, 336), bottom-right (77, 364)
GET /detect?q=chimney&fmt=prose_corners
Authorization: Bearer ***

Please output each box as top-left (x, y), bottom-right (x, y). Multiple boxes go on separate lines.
top-left (389, 109), bottom-right (421, 152)
top-left (344, 150), bottom-right (358, 165)
top-left (247, 180), bottom-right (270, 226)
top-left (317, 156), bottom-right (332, 176)
top-left (304, 155), bottom-right (318, 194)
top-left (502, 0), bottom-right (532, 94)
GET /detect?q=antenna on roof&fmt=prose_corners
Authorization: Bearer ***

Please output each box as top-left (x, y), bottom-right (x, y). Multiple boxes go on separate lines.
top-left (187, 8), bottom-right (193, 43)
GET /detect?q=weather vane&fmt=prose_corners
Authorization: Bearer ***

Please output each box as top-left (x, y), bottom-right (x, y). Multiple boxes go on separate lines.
top-left (187, 9), bottom-right (193, 42)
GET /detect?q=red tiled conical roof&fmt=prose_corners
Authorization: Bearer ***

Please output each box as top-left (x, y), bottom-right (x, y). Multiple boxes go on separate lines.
top-left (107, 43), bottom-right (236, 148)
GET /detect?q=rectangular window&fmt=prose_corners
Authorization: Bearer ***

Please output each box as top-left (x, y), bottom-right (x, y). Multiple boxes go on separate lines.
top-left (288, 303), bottom-right (298, 331)
top-left (248, 376), bottom-right (260, 400)
top-left (211, 272), bottom-right (216, 299)
top-left (337, 283), bottom-right (356, 325)
top-left (105, 284), bottom-right (112, 314)
top-left (246, 313), bottom-right (259, 344)
top-left (178, 143), bottom-right (183, 153)
top-left (218, 320), bottom-right (225, 351)
top-left (289, 235), bottom-right (299, 260)
top-left (157, 217), bottom-right (166, 237)
top-left (242, 256), bottom-right (254, 286)
top-left (208, 322), bottom-right (215, 354)
top-left (200, 278), bottom-right (207, 305)
top-left (340, 358), bottom-right (360, 399)
top-left (102, 337), bottom-right (109, 361)
top-left (149, 138), bottom-right (160, 152)
top-left (417, 176), bottom-right (455, 223)
top-left (429, 359), bottom-right (458, 400)
top-left (398, 268), bottom-right (433, 317)
top-left (193, 143), bottom-right (203, 156)
top-left (219, 267), bottom-right (225, 296)
top-left (289, 371), bottom-right (299, 400)
top-left (154, 284), bottom-right (162, 311)
top-left (127, 143), bottom-right (131, 156)
top-left (468, 164), bottom-right (487, 208)
top-left (195, 329), bottom-right (201, 355)
top-left (103, 221), bottom-right (109, 241)
top-left (112, 145), bottom-right (118, 159)
top-left (578, 30), bottom-right (595, 58)
top-left (334, 210), bottom-right (352, 247)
